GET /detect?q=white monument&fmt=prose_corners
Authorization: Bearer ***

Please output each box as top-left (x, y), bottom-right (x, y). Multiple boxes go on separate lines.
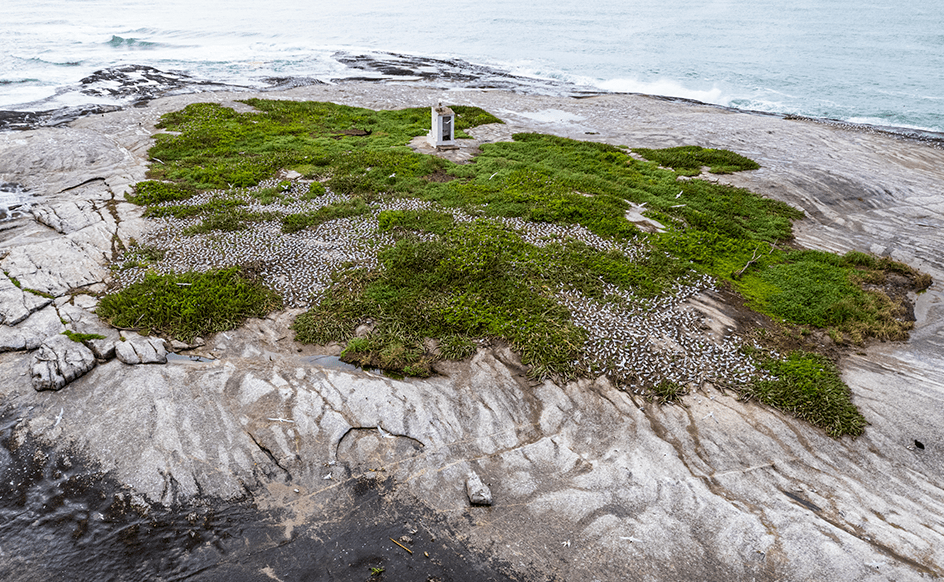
top-left (428, 102), bottom-right (457, 149)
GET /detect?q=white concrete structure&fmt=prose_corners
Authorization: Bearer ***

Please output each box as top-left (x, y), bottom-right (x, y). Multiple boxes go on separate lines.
top-left (428, 103), bottom-right (457, 148)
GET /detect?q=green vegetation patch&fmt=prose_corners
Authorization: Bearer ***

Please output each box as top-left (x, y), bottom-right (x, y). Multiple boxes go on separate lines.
top-left (119, 241), bottom-right (166, 270)
top-left (632, 145), bottom-right (761, 176)
top-left (648, 380), bottom-right (688, 405)
top-left (377, 209), bottom-right (455, 235)
top-left (293, 220), bottom-right (689, 378)
top-left (736, 249), bottom-right (916, 344)
top-left (97, 267), bottom-right (282, 342)
top-left (282, 199), bottom-right (369, 233)
top-left (421, 134), bottom-right (798, 245)
top-left (62, 330), bottom-right (107, 343)
top-left (744, 351), bottom-right (866, 438)
top-left (293, 222), bottom-right (584, 378)
top-left (127, 181), bottom-right (196, 205)
top-left (451, 105), bottom-right (504, 134)
top-left (146, 100), bottom-right (500, 192)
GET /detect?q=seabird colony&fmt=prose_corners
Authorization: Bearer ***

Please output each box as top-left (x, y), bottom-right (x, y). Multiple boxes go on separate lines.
top-left (112, 178), bottom-right (768, 389)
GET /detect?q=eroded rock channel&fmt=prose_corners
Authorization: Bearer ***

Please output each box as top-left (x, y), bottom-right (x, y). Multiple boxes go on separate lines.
top-left (0, 83), bottom-right (942, 581)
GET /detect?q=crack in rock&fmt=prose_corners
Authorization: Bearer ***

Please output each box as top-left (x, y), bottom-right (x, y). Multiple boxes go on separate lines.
top-left (31, 199), bottom-right (104, 235)
top-left (247, 431), bottom-right (292, 479)
top-left (0, 305), bottom-right (66, 352)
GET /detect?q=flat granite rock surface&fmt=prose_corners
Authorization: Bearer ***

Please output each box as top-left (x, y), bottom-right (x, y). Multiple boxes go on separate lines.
top-left (0, 83), bottom-right (942, 581)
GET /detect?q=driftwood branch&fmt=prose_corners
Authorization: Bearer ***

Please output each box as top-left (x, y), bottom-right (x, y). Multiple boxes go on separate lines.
top-left (732, 243), bottom-right (777, 280)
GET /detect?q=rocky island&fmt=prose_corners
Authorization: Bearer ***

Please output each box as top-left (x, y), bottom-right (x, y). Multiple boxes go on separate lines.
top-left (0, 83), bottom-right (942, 581)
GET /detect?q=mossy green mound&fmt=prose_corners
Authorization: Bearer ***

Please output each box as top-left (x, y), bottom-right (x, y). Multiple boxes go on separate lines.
top-left (97, 267), bottom-right (282, 343)
top-left (632, 145), bottom-right (761, 175)
top-left (745, 351), bottom-right (867, 438)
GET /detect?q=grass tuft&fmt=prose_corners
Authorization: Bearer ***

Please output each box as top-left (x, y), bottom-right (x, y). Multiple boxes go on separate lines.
top-left (632, 145), bottom-right (760, 176)
top-left (377, 209), bottom-right (455, 235)
top-left (127, 181), bottom-right (196, 205)
top-left (648, 380), bottom-right (687, 404)
top-left (97, 267), bottom-right (282, 342)
top-left (744, 351), bottom-right (866, 438)
top-left (282, 199), bottom-right (369, 233)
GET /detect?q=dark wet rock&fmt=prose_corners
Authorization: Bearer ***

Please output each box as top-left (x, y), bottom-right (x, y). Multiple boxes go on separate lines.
top-left (0, 104), bottom-right (122, 132)
top-left (332, 51), bottom-right (567, 93)
top-left (0, 65), bottom-right (249, 132)
top-left (0, 421), bottom-right (517, 582)
top-left (114, 332), bottom-right (167, 365)
top-left (30, 333), bottom-right (97, 391)
top-left (261, 76), bottom-right (326, 91)
top-left (466, 471), bottom-right (493, 506)
top-left (79, 65), bottom-right (240, 106)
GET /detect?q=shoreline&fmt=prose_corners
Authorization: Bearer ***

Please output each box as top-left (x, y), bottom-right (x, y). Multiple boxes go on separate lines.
top-left (2, 62), bottom-right (943, 148)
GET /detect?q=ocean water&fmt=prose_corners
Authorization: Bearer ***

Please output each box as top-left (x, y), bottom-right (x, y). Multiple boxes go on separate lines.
top-left (1, 0), bottom-right (943, 132)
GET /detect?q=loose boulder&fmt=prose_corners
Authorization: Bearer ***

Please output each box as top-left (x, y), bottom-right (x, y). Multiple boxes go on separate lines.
top-left (466, 470), bottom-right (493, 506)
top-left (31, 333), bottom-right (97, 391)
top-left (115, 332), bottom-right (168, 364)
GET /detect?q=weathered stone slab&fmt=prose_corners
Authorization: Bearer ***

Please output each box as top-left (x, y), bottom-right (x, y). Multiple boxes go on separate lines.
top-left (0, 235), bottom-right (109, 296)
top-left (30, 333), bottom-right (96, 391)
top-left (115, 332), bottom-right (167, 364)
top-left (0, 305), bottom-right (66, 352)
top-left (31, 200), bottom-right (104, 235)
top-left (0, 274), bottom-right (52, 326)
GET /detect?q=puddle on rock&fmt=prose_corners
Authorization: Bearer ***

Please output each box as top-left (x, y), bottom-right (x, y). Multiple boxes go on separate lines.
top-left (166, 353), bottom-right (216, 364)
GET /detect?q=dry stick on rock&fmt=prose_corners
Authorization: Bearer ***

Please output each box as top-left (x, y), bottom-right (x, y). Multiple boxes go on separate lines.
top-left (389, 537), bottom-right (413, 554)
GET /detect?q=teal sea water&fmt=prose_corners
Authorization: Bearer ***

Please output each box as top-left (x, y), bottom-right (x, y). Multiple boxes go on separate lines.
top-left (1, 0), bottom-right (943, 132)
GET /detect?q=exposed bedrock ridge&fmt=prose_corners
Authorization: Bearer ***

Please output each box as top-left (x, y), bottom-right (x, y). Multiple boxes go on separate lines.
top-left (4, 334), bottom-right (941, 581)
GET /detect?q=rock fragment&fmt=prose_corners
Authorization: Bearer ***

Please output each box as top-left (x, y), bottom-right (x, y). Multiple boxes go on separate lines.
top-left (57, 302), bottom-right (120, 359)
top-left (466, 470), bottom-right (493, 506)
top-left (115, 332), bottom-right (168, 364)
top-left (30, 333), bottom-right (97, 391)
top-left (0, 306), bottom-right (66, 352)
